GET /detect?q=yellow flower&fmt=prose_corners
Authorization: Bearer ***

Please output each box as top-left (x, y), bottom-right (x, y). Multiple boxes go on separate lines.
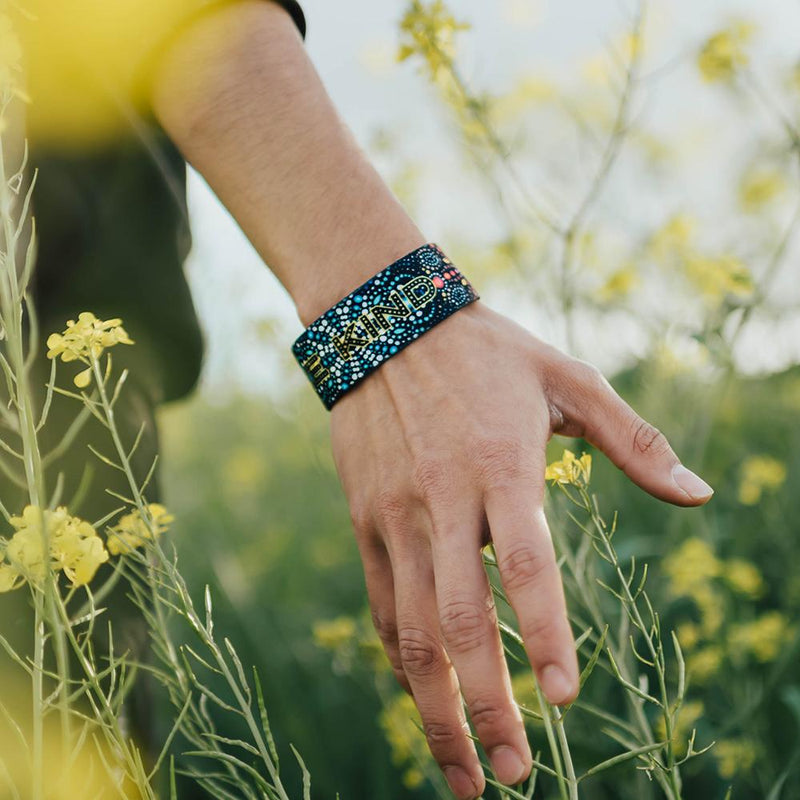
top-left (380, 691), bottom-right (436, 788)
top-left (1, 505), bottom-right (108, 589)
top-left (738, 454), bottom-right (786, 505)
top-left (545, 449), bottom-right (592, 487)
top-left (686, 645), bottom-right (724, 684)
top-left (683, 254), bottom-right (753, 301)
top-left (728, 612), bottom-right (795, 662)
top-left (697, 22), bottom-right (754, 83)
top-left (713, 738), bottom-right (758, 779)
top-left (693, 584), bottom-right (725, 637)
top-left (739, 168), bottom-right (786, 212)
top-left (598, 266), bottom-right (639, 303)
top-left (675, 622), bottom-right (701, 651)
top-left (662, 538), bottom-right (722, 598)
top-left (0, 562), bottom-right (22, 593)
top-left (46, 311), bottom-right (134, 388)
top-left (722, 558), bottom-right (764, 599)
top-left (312, 616), bottom-right (357, 652)
top-left (648, 214), bottom-right (694, 263)
top-left (106, 503), bottom-right (173, 556)
top-left (397, 0), bottom-right (470, 85)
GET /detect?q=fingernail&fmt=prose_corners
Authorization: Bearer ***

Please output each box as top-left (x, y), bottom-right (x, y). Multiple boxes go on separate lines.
top-left (489, 745), bottom-right (527, 785)
top-left (540, 664), bottom-right (575, 705)
top-left (672, 464), bottom-right (714, 500)
top-left (443, 766), bottom-right (479, 799)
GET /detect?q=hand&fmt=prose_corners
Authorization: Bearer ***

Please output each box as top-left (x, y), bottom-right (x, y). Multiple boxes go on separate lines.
top-left (329, 300), bottom-right (713, 799)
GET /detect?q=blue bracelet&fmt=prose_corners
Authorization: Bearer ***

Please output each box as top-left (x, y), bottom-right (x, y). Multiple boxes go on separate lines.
top-left (292, 243), bottom-right (480, 409)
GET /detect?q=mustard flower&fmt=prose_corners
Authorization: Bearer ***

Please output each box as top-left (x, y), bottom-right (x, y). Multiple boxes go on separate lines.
top-left (686, 645), bottom-right (724, 684)
top-left (545, 449), bottom-right (592, 487)
top-left (722, 558), bottom-right (764, 598)
top-left (46, 311), bottom-right (134, 388)
top-left (728, 611), bottom-right (795, 662)
top-left (738, 454), bottom-right (786, 505)
top-left (713, 738), bottom-right (758, 779)
top-left (662, 538), bottom-right (722, 598)
top-left (312, 616), bottom-right (357, 652)
top-left (397, 0), bottom-right (470, 85)
top-left (0, 505), bottom-right (108, 590)
top-left (106, 503), bottom-right (173, 555)
top-left (739, 168), bottom-right (786, 212)
top-left (697, 22), bottom-right (754, 83)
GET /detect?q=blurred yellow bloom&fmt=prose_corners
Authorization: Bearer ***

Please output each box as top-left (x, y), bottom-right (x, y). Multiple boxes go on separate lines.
top-left (47, 312), bottom-right (134, 388)
top-left (693, 584), bottom-right (725, 637)
top-left (738, 454), bottom-right (786, 505)
top-left (683, 254), bottom-right (753, 301)
top-left (686, 645), bottom-right (724, 684)
top-left (492, 74), bottom-right (555, 124)
top-left (106, 503), bottom-right (173, 556)
top-left (397, 0), bottom-right (469, 85)
top-left (697, 22), bottom-right (754, 83)
top-left (648, 214), bottom-right (695, 264)
top-left (598, 266), bottom-right (639, 302)
top-left (739, 168), bottom-right (787, 211)
top-left (662, 538), bottom-right (722, 598)
top-left (312, 616), bottom-right (357, 652)
top-left (380, 692), bottom-right (433, 789)
top-left (713, 738), bottom-right (758, 779)
top-left (545, 449), bottom-right (592, 487)
top-left (1, 505), bottom-right (108, 590)
top-left (728, 612), bottom-right (795, 662)
top-left (722, 558), bottom-right (764, 598)
top-left (675, 622), bottom-right (701, 651)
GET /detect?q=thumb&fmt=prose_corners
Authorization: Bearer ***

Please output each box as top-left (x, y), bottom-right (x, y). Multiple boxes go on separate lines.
top-left (550, 361), bottom-right (714, 507)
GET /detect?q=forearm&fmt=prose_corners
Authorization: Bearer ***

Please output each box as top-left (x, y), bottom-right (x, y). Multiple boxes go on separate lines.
top-left (150, 0), bottom-right (426, 327)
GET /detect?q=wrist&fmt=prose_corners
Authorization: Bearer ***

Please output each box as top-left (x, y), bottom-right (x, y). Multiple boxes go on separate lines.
top-left (293, 226), bottom-right (428, 328)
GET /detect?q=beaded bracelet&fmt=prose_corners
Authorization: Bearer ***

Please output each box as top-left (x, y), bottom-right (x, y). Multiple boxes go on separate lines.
top-left (291, 243), bottom-right (480, 409)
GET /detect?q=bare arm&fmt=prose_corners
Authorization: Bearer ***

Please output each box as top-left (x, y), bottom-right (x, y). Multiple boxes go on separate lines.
top-left (151, 4), bottom-right (714, 798)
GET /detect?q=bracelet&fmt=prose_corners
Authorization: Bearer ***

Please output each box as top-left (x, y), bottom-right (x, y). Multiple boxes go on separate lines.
top-left (291, 243), bottom-right (480, 410)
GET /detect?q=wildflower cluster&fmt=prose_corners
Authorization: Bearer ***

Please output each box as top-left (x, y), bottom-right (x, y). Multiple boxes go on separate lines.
top-left (738, 454), bottom-right (787, 505)
top-left (544, 448), bottom-right (592, 487)
top-left (46, 311), bottom-right (134, 388)
top-left (697, 22), bottom-right (755, 83)
top-left (0, 505), bottom-right (108, 592)
top-left (107, 503), bottom-right (173, 556)
top-left (397, 0), bottom-right (469, 85)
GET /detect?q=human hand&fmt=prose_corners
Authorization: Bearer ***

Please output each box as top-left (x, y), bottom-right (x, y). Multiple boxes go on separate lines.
top-left (329, 300), bottom-right (713, 799)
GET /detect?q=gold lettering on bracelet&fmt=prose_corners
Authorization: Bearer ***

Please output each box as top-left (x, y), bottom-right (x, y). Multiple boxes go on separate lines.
top-left (301, 353), bottom-right (331, 386)
top-left (330, 277), bottom-right (438, 362)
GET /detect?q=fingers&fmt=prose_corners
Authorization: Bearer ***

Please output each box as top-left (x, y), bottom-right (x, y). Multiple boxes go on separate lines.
top-left (392, 539), bottom-right (485, 800)
top-left (549, 360), bottom-right (714, 506)
top-left (486, 484), bottom-right (579, 706)
top-left (430, 527), bottom-right (532, 787)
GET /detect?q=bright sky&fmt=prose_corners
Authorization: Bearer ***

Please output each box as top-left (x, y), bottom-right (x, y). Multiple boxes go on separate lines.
top-left (184, 0), bottom-right (800, 404)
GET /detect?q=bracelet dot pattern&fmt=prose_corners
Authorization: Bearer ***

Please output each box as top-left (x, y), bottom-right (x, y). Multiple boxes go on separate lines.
top-left (292, 243), bottom-right (480, 410)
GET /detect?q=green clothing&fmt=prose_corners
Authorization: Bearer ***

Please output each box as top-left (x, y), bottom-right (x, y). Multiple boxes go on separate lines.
top-left (31, 0), bottom-right (306, 404)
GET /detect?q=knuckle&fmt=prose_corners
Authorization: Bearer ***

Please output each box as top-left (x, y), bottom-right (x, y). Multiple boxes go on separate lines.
top-left (500, 544), bottom-right (548, 594)
top-left (398, 627), bottom-right (443, 677)
top-left (631, 418), bottom-right (671, 458)
top-left (373, 487), bottom-right (412, 529)
top-left (439, 600), bottom-right (489, 654)
top-left (423, 720), bottom-right (460, 747)
top-left (411, 456), bottom-right (451, 504)
top-left (470, 437), bottom-right (532, 490)
top-left (572, 359), bottom-right (606, 389)
top-left (348, 503), bottom-right (372, 538)
top-left (523, 614), bottom-right (557, 648)
top-left (371, 607), bottom-right (398, 646)
top-left (468, 697), bottom-right (506, 731)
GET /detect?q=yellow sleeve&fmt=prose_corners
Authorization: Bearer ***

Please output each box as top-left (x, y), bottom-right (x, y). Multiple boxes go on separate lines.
top-left (17, 0), bottom-right (305, 148)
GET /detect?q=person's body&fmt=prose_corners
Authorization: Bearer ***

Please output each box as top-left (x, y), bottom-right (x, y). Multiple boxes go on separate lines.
top-left (6, 2), bottom-right (714, 798)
